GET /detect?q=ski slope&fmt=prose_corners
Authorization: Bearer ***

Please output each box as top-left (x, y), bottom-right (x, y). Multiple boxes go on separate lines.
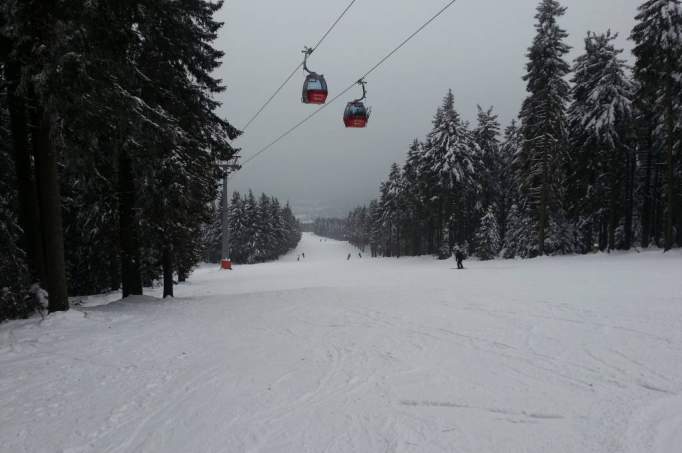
top-left (1, 233), bottom-right (681, 453)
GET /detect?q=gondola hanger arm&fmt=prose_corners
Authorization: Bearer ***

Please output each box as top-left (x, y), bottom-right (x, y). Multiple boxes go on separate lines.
top-left (302, 46), bottom-right (314, 74)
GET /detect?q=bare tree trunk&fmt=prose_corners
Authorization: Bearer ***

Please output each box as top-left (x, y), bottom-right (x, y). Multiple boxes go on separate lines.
top-left (663, 78), bottom-right (675, 251)
top-left (597, 216), bottom-right (606, 252)
top-left (118, 149), bottom-right (143, 297)
top-left (677, 183), bottom-right (682, 247)
top-left (641, 135), bottom-right (653, 248)
top-left (109, 254), bottom-right (121, 291)
top-left (32, 107), bottom-right (69, 312)
top-left (538, 147), bottom-right (549, 256)
top-left (162, 244), bottom-right (173, 298)
top-left (623, 147), bottom-right (635, 250)
top-left (583, 220), bottom-right (593, 254)
top-left (652, 166), bottom-right (663, 247)
top-left (607, 167), bottom-right (618, 252)
top-left (412, 222), bottom-right (420, 256)
top-left (6, 61), bottom-right (46, 284)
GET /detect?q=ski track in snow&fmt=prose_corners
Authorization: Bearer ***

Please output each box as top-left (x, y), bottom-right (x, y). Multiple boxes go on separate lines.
top-left (1, 233), bottom-right (681, 452)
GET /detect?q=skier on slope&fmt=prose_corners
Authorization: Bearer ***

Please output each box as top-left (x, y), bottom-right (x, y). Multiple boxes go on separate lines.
top-left (454, 248), bottom-right (465, 269)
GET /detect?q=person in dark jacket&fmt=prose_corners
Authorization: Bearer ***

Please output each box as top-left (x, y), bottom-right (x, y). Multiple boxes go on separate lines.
top-left (455, 249), bottom-right (465, 269)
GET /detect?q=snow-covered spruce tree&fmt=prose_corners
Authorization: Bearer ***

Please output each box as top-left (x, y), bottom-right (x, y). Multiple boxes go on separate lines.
top-left (228, 191), bottom-right (247, 262)
top-left (131, 0), bottom-right (239, 297)
top-left (388, 162), bottom-right (408, 257)
top-left (518, 0), bottom-right (573, 256)
top-left (414, 137), bottom-right (441, 254)
top-left (503, 202), bottom-right (536, 258)
top-left (202, 191), bottom-right (225, 264)
top-left (631, 0), bottom-right (682, 250)
top-left (377, 168), bottom-right (397, 257)
top-left (207, 191), bottom-right (300, 265)
top-left (241, 191), bottom-right (259, 263)
top-left (361, 206), bottom-right (373, 251)
top-left (368, 200), bottom-right (382, 257)
top-left (401, 139), bottom-right (426, 255)
top-left (282, 203), bottom-right (301, 251)
top-left (282, 203), bottom-right (302, 251)
top-left (254, 194), bottom-right (275, 262)
top-left (423, 90), bottom-right (479, 250)
top-left (475, 207), bottom-right (501, 260)
top-left (60, 159), bottom-right (121, 295)
top-left (346, 206), bottom-right (370, 251)
top-left (473, 106), bottom-right (502, 214)
top-left (74, 1), bottom-right (168, 298)
top-left (269, 197), bottom-right (286, 257)
top-left (569, 31), bottom-right (635, 253)
top-left (52, 1), bottom-right (159, 298)
top-left (498, 121), bottom-right (522, 244)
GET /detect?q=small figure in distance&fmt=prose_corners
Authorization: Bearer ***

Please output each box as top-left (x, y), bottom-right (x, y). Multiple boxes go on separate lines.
top-left (358, 252), bottom-right (362, 258)
top-left (302, 252), bottom-right (305, 259)
top-left (454, 248), bottom-right (465, 270)
top-left (347, 253), bottom-right (351, 260)
top-left (297, 255), bottom-right (300, 261)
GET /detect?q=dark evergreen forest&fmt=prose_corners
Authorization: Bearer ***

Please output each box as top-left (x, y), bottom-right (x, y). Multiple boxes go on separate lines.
top-left (203, 191), bottom-right (301, 265)
top-left (0, 1), bottom-right (246, 320)
top-left (320, 0), bottom-right (681, 261)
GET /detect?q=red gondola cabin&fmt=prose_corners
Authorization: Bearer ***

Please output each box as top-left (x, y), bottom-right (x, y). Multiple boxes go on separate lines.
top-left (343, 101), bottom-right (370, 128)
top-left (302, 73), bottom-right (328, 104)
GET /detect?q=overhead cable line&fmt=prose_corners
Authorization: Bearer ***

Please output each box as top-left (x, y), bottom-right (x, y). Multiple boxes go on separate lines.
top-left (241, 84), bottom-right (358, 166)
top-left (240, 0), bottom-right (459, 167)
top-left (240, 0), bottom-right (359, 133)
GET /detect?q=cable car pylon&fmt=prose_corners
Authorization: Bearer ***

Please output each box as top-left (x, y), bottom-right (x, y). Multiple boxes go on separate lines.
top-left (301, 47), bottom-right (328, 105)
top-left (343, 79), bottom-right (371, 128)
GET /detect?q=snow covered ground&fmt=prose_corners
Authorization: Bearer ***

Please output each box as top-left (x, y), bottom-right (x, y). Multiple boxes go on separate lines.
top-left (1, 233), bottom-right (681, 453)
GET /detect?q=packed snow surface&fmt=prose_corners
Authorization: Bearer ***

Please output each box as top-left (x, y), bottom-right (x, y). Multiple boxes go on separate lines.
top-left (1, 233), bottom-right (682, 452)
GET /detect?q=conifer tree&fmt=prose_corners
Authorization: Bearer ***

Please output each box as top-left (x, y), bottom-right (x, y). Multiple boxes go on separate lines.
top-left (499, 121), bottom-right (522, 243)
top-left (631, 0), bottom-right (682, 250)
top-left (423, 90), bottom-right (479, 248)
top-left (474, 106), bottom-right (502, 213)
top-left (229, 191), bottom-right (247, 262)
top-left (503, 202), bottom-right (536, 258)
top-left (402, 139), bottom-right (425, 255)
top-left (1, 0), bottom-right (73, 311)
top-left (368, 200), bottom-right (382, 257)
top-left (518, 0), bottom-right (572, 256)
top-left (204, 191), bottom-right (300, 264)
top-left (475, 207), bottom-right (501, 260)
top-left (569, 31), bottom-right (634, 252)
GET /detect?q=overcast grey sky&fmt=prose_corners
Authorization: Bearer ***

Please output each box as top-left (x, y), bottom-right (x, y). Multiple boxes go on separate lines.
top-left (214, 0), bottom-right (641, 217)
